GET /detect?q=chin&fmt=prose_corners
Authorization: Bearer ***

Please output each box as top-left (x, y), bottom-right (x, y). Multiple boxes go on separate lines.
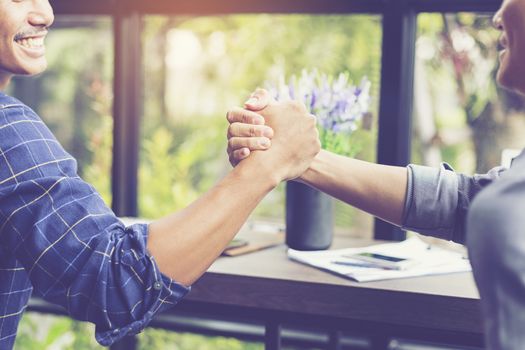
top-left (496, 60), bottom-right (525, 96)
top-left (14, 60), bottom-right (47, 76)
top-left (27, 64), bottom-right (47, 76)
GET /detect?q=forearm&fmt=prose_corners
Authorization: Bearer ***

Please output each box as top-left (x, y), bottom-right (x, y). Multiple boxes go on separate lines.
top-left (148, 155), bottom-right (280, 286)
top-left (299, 150), bottom-right (408, 225)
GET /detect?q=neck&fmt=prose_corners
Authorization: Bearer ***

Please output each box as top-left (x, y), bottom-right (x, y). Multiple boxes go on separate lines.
top-left (0, 72), bottom-right (12, 91)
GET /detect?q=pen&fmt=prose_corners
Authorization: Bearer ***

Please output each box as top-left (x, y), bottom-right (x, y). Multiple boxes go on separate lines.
top-left (331, 260), bottom-right (380, 268)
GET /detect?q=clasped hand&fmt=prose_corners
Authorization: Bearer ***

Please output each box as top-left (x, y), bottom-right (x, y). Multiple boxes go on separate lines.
top-left (226, 89), bottom-right (320, 181)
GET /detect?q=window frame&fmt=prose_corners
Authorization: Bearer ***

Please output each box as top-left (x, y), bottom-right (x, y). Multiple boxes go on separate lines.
top-left (50, 0), bottom-right (502, 240)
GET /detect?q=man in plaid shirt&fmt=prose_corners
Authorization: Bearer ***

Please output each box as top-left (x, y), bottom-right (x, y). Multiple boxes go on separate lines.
top-left (0, 1), bottom-right (321, 348)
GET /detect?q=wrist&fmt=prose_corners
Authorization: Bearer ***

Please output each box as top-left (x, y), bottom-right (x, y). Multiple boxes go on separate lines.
top-left (234, 151), bottom-right (283, 189)
top-left (298, 150), bottom-right (328, 185)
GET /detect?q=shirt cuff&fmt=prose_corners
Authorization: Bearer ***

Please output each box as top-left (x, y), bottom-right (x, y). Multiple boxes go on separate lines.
top-left (95, 223), bottom-right (191, 346)
top-left (402, 163), bottom-right (459, 241)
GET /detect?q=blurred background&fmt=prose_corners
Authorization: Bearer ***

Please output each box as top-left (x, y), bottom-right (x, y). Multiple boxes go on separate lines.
top-left (7, 7), bottom-right (525, 350)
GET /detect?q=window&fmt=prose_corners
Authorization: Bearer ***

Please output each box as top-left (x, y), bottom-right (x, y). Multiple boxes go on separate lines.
top-left (413, 13), bottom-right (525, 173)
top-left (139, 14), bottom-right (382, 238)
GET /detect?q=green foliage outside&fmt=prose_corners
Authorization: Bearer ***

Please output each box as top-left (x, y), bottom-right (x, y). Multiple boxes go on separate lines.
top-left (414, 14), bottom-right (525, 173)
top-left (15, 314), bottom-right (264, 350)
top-left (137, 328), bottom-right (263, 350)
top-left (15, 313), bottom-right (102, 349)
top-left (140, 15), bottom-right (382, 232)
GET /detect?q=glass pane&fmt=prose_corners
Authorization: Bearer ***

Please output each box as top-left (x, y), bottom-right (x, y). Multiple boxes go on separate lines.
top-left (6, 16), bottom-right (114, 204)
top-left (413, 13), bottom-right (525, 174)
top-left (138, 328), bottom-right (262, 350)
top-left (15, 313), bottom-right (103, 349)
top-left (140, 15), bottom-right (382, 238)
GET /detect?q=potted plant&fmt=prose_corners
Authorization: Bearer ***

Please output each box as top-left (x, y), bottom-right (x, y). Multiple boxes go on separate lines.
top-left (268, 70), bottom-right (371, 250)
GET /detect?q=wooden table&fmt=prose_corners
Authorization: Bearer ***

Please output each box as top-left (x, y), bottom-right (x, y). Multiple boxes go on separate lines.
top-left (172, 235), bottom-right (484, 349)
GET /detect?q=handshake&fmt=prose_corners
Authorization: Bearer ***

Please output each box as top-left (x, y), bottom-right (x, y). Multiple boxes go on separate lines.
top-left (225, 88), bottom-right (321, 182)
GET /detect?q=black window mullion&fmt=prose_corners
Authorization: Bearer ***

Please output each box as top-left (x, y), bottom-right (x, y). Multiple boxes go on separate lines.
top-left (111, 8), bottom-right (142, 217)
top-left (50, 0), bottom-right (115, 15)
top-left (409, 0), bottom-right (502, 13)
top-left (374, 0), bottom-right (417, 241)
top-left (51, 0), bottom-right (502, 15)
top-left (127, 0), bottom-right (383, 15)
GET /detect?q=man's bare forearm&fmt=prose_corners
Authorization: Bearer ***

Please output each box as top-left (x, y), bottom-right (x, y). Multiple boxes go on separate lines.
top-left (148, 97), bottom-right (318, 286)
top-left (300, 150), bottom-right (408, 226)
top-left (147, 154), bottom-right (280, 286)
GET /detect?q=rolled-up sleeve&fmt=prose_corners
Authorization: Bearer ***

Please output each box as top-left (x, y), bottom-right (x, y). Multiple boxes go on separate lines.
top-left (402, 162), bottom-right (506, 244)
top-left (0, 103), bottom-right (189, 346)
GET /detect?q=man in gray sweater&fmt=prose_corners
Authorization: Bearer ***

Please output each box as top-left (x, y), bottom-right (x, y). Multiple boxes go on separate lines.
top-left (226, 0), bottom-right (525, 348)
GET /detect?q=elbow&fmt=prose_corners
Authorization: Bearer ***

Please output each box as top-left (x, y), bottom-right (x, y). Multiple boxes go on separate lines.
top-left (65, 224), bottom-right (190, 344)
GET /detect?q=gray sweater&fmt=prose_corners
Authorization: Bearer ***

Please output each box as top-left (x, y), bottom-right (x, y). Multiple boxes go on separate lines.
top-left (402, 162), bottom-right (507, 244)
top-left (403, 151), bottom-right (525, 348)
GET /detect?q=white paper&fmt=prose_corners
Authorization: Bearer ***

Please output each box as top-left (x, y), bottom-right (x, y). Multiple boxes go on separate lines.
top-left (287, 237), bottom-right (471, 282)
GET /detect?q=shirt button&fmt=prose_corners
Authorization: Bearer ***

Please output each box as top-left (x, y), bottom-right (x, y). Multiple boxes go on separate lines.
top-left (153, 281), bottom-right (162, 290)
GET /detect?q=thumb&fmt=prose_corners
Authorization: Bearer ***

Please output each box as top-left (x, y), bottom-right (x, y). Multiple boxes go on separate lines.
top-left (245, 88), bottom-right (272, 111)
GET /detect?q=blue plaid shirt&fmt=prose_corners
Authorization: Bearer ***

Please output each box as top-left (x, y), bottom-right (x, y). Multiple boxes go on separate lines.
top-left (0, 92), bottom-right (189, 349)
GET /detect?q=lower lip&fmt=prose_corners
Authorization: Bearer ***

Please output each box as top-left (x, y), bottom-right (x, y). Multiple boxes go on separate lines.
top-left (15, 41), bottom-right (46, 59)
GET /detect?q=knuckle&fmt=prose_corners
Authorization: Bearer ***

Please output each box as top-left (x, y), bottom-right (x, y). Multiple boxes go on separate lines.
top-left (291, 100), bottom-right (305, 112)
top-left (254, 88), bottom-right (267, 97)
top-left (234, 149), bottom-right (245, 161)
top-left (290, 100), bottom-right (301, 109)
top-left (235, 123), bottom-right (246, 136)
top-left (227, 107), bottom-right (242, 122)
top-left (254, 114), bottom-right (265, 125)
top-left (249, 125), bottom-right (257, 137)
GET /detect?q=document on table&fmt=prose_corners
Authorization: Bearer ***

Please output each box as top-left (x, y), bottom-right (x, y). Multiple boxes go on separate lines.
top-left (287, 237), bottom-right (471, 282)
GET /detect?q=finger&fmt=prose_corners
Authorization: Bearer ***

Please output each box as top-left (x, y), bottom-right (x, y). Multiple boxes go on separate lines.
top-left (226, 107), bottom-right (265, 125)
top-left (232, 148), bottom-right (250, 162)
top-left (227, 123), bottom-right (274, 138)
top-left (228, 153), bottom-right (239, 167)
top-left (245, 88), bottom-right (272, 111)
top-left (228, 137), bottom-right (271, 151)
top-left (228, 148), bottom-right (250, 166)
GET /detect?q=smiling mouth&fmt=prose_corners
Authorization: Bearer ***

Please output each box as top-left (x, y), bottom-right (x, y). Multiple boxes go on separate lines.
top-left (14, 36), bottom-right (45, 50)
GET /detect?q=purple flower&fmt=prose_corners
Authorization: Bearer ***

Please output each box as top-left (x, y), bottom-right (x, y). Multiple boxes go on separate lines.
top-left (266, 70), bottom-right (371, 155)
top-left (267, 70), bottom-right (370, 136)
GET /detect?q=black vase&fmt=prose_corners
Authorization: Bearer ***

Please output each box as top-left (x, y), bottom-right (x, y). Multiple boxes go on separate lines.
top-left (285, 181), bottom-right (333, 251)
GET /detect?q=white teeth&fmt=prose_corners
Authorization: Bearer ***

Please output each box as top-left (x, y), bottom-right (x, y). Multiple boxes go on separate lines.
top-left (15, 37), bottom-right (44, 49)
